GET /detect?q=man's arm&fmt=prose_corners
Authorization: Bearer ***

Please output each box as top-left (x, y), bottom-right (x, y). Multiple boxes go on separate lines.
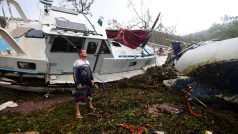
top-left (73, 67), bottom-right (82, 89)
top-left (89, 68), bottom-right (94, 86)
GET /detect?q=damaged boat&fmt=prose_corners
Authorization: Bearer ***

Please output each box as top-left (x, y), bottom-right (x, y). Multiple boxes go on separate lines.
top-left (165, 37), bottom-right (238, 104)
top-left (0, 0), bottom-right (166, 92)
top-left (175, 37), bottom-right (238, 91)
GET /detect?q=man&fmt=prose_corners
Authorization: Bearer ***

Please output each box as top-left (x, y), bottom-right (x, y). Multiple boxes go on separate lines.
top-left (73, 49), bottom-right (95, 118)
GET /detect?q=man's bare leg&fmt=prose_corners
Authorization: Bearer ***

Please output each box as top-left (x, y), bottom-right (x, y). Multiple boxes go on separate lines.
top-left (88, 100), bottom-right (95, 109)
top-left (75, 104), bottom-right (82, 117)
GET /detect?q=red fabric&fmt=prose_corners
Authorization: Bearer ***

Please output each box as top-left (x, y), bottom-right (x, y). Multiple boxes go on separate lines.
top-left (106, 29), bottom-right (150, 49)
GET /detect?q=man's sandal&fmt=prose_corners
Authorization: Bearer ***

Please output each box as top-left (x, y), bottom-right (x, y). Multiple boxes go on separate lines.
top-left (76, 114), bottom-right (83, 119)
top-left (89, 107), bottom-right (96, 110)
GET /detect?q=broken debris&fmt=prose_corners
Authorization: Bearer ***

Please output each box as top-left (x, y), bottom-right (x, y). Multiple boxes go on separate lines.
top-left (0, 101), bottom-right (18, 111)
top-left (144, 103), bottom-right (180, 116)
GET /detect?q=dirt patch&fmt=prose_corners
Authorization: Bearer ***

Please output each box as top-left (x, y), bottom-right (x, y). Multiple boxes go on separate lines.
top-left (1, 96), bottom-right (74, 114)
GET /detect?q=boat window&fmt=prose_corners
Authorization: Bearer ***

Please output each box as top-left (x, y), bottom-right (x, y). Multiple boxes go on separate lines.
top-left (129, 62), bottom-right (137, 66)
top-left (87, 42), bottom-right (98, 54)
top-left (99, 40), bottom-right (111, 54)
top-left (111, 41), bottom-right (121, 47)
top-left (51, 36), bottom-right (85, 52)
top-left (17, 61), bottom-right (36, 70)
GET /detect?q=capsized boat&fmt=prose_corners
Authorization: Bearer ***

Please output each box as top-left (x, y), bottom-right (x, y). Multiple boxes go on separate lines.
top-left (175, 37), bottom-right (238, 91)
top-left (164, 38), bottom-right (238, 111)
top-left (0, 0), bottom-right (167, 92)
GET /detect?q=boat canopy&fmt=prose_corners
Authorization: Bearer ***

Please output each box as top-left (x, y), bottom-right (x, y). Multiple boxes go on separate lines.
top-left (106, 29), bottom-right (150, 49)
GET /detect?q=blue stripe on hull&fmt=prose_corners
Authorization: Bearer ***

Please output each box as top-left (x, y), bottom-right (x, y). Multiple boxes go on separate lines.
top-left (0, 67), bottom-right (38, 74)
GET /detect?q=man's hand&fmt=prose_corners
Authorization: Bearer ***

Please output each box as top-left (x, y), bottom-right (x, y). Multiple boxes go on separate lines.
top-left (77, 84), bottom-right (82, 89)
top-left (91, 80), bottom-right (94, 86)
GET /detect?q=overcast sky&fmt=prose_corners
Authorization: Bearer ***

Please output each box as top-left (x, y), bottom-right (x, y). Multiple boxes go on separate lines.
top-left (1, 0), bottom-right (237, 35)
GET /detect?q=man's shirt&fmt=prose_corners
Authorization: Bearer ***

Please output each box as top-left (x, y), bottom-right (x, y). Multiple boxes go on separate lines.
top-left (73, 59), bottom-right (93, 86)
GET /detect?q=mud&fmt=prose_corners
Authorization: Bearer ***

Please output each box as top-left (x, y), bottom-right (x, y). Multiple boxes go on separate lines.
top-left (1, 96), bottom-right (73, 114)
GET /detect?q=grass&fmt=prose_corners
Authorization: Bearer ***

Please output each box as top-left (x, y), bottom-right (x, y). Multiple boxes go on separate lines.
top-left (0, 84), bottom-right (238, 133)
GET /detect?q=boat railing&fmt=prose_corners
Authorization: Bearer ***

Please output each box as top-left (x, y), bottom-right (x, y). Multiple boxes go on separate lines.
top-left (0, 27), bottom-right (25, 55)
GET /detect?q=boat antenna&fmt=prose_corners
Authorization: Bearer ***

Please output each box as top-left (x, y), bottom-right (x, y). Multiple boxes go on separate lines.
top-left (40, 0), bottom-right (53, 13)
top-left (141, 12), bottom-right (161, 48)
top-left (82, 13), bottom-right (98, 34)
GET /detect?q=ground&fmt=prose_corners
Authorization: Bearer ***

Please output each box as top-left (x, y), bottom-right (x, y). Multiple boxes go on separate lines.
top-left (0, 67), bottom-right (238, 133)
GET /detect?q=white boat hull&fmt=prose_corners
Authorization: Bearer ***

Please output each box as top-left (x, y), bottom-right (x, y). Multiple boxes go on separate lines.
top-left (175, 37), bottom-right (238, 91)
top-left (175, 37), bottom-right (238, 74)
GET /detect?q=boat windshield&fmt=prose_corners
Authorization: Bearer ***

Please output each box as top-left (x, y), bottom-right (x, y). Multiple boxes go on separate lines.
top-left (50, 36), bottom-right (85, 53)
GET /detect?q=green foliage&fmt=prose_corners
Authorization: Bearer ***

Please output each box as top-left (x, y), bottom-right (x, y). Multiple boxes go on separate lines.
top-left (0, 66), bottom-right (238, 133)
top-left (149, 31), bottom-right (185, 46)
top-left (183, 15), bottom-right (238, 42)
top-left (209, 17), bottom-right (238, 40)
top-left (1, 84), bottom-right (238, 133)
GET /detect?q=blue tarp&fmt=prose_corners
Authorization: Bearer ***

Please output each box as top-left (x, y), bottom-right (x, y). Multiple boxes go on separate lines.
top-left (0, 38), bottom-right (19, 51)
top-left (171, 41), bottom-right (181, 56)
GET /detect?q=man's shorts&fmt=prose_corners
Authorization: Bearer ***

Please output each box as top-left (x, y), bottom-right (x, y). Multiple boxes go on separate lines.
top-left (72, 85), bottom-right (92, 105)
